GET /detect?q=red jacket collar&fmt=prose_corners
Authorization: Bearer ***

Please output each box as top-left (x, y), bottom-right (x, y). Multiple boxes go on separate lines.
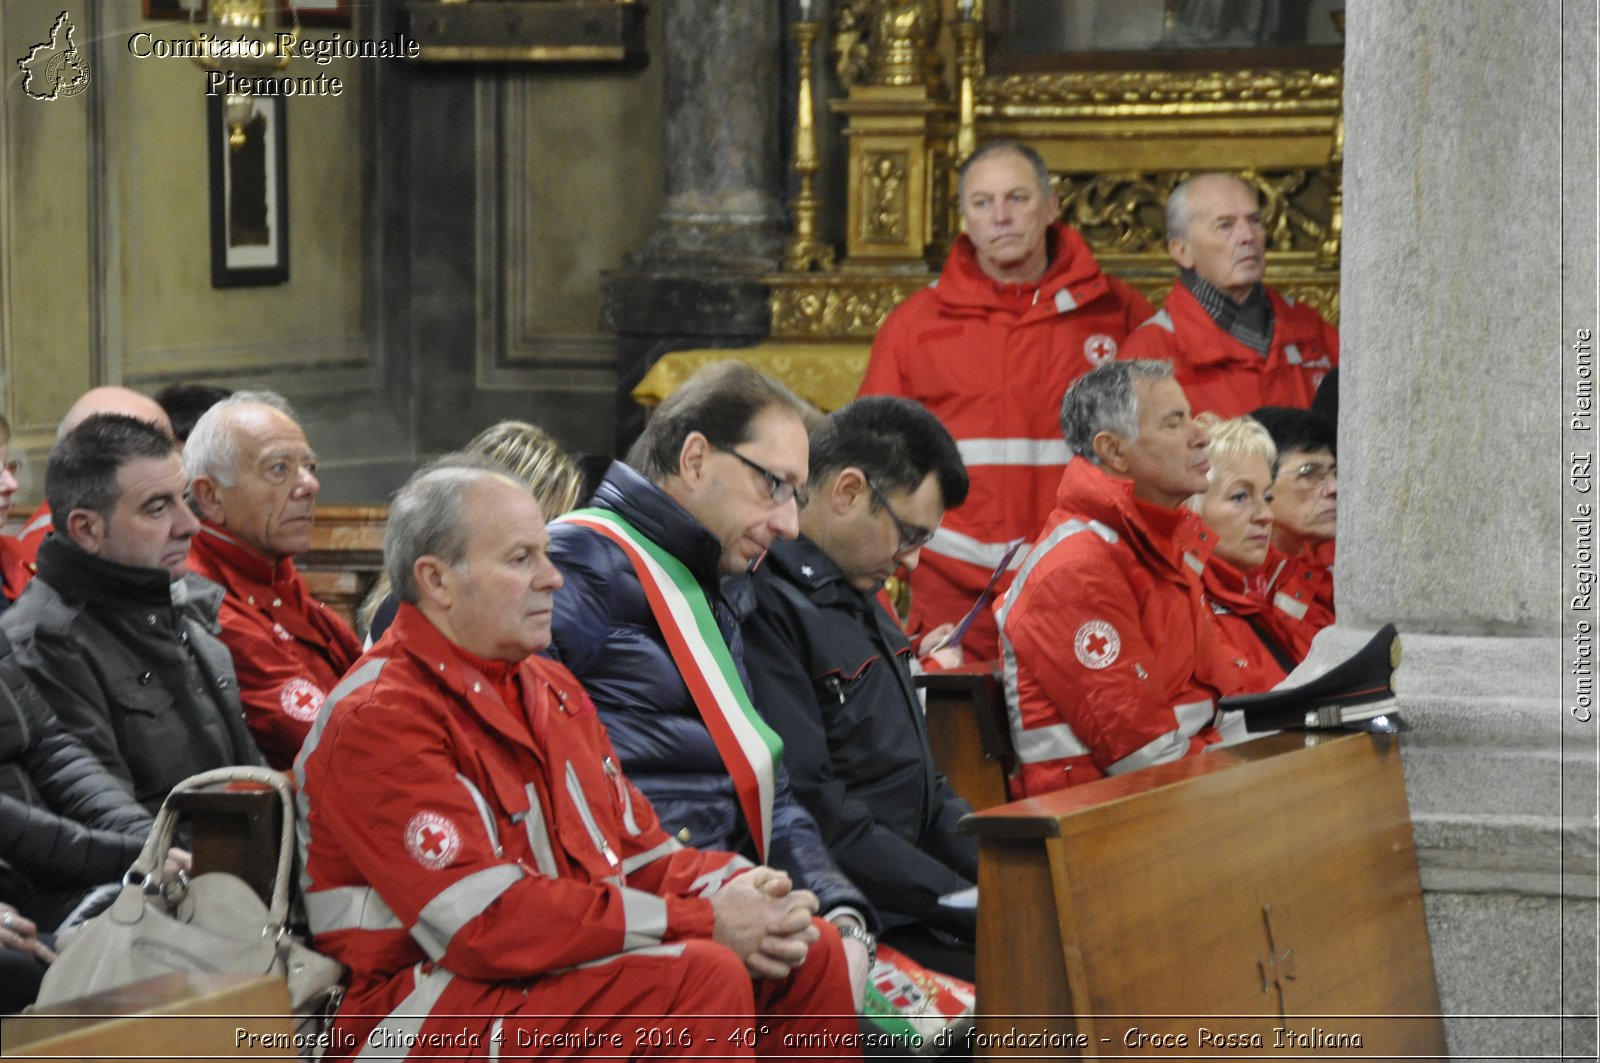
top-left (936, 222), bottom-right (1110, 313)
top-left (1052, 459), bottom-right (1213, 579)
top-left (1165, 282), bottom-right (1328, 368)
top-left (193, 523), bottom-right (296, 592)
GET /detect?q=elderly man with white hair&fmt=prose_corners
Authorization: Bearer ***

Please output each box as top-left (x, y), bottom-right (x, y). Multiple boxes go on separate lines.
top-left (1121, 172), bottom-right (1340, 418)
top-left (183, 390), bottom-right (360, 769)
top-left (997, 360), bottom-right (1239, 798)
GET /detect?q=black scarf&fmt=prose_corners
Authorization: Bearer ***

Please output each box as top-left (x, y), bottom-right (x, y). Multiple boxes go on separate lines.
top-left (1180, 267), bottom-right (1273, 355)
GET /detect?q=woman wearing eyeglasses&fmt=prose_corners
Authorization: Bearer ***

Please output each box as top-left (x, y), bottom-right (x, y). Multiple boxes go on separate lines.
top-left (1249, 406), bottom-right (1339, 659)
top-left (0, 416), bottom-right (32, 612)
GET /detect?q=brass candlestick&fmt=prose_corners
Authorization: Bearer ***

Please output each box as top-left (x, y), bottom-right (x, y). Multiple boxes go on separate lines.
top-left (953, 2), bottom-right (982, 162)
top-left (783, 15), bottom-right (836, 272)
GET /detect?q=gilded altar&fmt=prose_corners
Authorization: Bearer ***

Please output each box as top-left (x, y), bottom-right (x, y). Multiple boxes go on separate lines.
top-left (768, 0), bottom-right (1345, 344)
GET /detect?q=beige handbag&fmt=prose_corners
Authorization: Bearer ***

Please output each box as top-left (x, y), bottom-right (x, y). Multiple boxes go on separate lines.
top-left (34, 767), bottom-right (344, 1049)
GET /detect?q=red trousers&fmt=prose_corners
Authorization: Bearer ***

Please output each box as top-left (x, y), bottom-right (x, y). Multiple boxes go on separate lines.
top-left (326, 920), bottom-right (861, 1061)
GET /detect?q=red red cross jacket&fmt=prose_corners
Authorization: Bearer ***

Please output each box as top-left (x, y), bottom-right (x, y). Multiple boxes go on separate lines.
top-left (296, 605), bottom-right (779, 1057)
top-left (996, 460), bottom-right (1239, 797)
top-left (1119, 282), bottom-right (1339, 418)
top-left (1201, 551), bottom-right (1327, 694)
top-left (859, 223), bottom-right (1153, 660)
top-left (0, 535), bottom-right (34, 605)
top-left (185, 524), bottom-right (362, 770)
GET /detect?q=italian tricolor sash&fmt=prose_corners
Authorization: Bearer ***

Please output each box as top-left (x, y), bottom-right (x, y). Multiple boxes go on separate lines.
top-left (558, 508), bottom-right (783, 861)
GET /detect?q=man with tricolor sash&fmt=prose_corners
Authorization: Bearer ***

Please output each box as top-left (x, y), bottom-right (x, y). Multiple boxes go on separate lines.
top-left (549, 362), bottom-right (879, 1005)
top-left (298, 457), bottom-right (860, 1060)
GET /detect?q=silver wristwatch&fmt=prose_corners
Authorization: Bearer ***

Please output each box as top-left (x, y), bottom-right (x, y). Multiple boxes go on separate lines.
top-left (834, 920), bottom-right (878, 967)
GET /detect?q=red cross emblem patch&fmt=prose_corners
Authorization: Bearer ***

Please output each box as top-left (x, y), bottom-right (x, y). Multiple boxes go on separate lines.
top-left (279, 678), bottom-right (326, 722)
top-left (1074, 619), bottom-right (1120, 670)
top-left (1082, 333), bottom-right (1117, 367)
top-left (404, 811), bottom-right (461, 870)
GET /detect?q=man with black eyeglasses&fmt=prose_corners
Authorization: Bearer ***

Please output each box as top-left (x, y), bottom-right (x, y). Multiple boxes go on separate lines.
top-left (547, 361), bottom-right (878, 1010)
top-left (742, 396), bottom-right (980, 981)
top-left (1248, 405), bottom-right (1339, 656)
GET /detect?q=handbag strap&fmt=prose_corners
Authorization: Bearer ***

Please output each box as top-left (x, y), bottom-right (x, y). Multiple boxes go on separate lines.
top-left (130, 766), bottom-right (297, 928)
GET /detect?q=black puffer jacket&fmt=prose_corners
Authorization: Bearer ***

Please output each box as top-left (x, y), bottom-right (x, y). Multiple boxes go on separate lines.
top-left (548, 462), bottom-right (872, 925)
top-left (0, 628), bottom-right (150, 925)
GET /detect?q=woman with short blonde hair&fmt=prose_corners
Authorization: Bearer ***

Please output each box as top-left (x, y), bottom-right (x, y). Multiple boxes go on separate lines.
top-left (1189, 415), bottom-right (1308, 693)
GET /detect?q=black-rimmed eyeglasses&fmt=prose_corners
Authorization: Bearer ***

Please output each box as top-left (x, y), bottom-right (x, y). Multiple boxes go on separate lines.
top-left (865, 477), bottom-right (935, 555)
top-left (716, 445), bottom-right (809, 508)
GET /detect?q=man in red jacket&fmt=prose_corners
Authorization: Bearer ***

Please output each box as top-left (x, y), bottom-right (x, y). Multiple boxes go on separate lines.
top-left (859, 140), bottom-right (1153, 661)
top-left (182, 391), bottom-right (361, 770)
top-left (296, 458), bottom-right (858, 1061)
top-left (997, 360), bottom-right (1238, 797)
top-left (1120, 173), bottom-right (1339, 418)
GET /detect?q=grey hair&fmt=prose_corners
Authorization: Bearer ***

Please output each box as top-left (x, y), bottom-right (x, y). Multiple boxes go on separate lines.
top-left (957, 140), bottom-right (1052, 205)
top-left (1060, 360), bottom-right (1175, 464)
top-left (183, 389), bottom-right (298, 488)
top-left (1165, 173), bottom-right (1254, 241)
top-left (385, 454), bottom-right (522, 605)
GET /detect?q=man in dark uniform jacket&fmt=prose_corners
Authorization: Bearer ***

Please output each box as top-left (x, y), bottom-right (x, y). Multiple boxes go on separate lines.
top-left (743, 396), bottom-right (979, 980)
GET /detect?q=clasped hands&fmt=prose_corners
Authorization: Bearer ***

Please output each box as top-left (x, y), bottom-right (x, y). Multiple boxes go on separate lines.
top-left (710, 866), bottom-right (820, 980)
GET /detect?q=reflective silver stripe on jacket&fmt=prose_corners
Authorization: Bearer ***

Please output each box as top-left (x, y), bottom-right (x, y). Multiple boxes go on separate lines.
top-left (687, 857), bottom-right (754, 897)
top-left (571, 942), bottom-right (687, 971)
top-left (1184, 551), bottom-right (1204, 575)
top-left (488, 1018), bottom-right (504, 1063)
top-left (997, 518), bottom-right (1122, 764)
top-left (411, 863), bottom-right (525, 960)
top-left (1054, 287), bottom-right (1078, 313)
top-left (304, 885), bottom-right (404, 934)
top-left (621, 837), bottom-right (684, 876)
top-left (619, 885), bottom-right (669, 950)
top-left (566, 762), bottom-right (620, 869)
top-left (355, 963), bottom-right (456, 1060)
top-left (456, 773), bottom-right (501, 857)
top-left (1284, 343), bottom-right (1303, 364)
top-left (1105, 698), bottom-right (1217, 776)
top-left (955, 437), bottom-right (1072, 468)
top-left (295, 657), bottom-right (391, 896)
top-left (1011, 721), bottom-right (1091, 764)
top-left (926, 526), bottom-right (1030, 570)
top-left (1274, 591), bottom-right (1310, 620)
top-left (20, 511), bottom-right (50, 537)
top-left (1149, 309), bottom-right (1175, 332)
top-left (520, 783), bottom-right (559, 877)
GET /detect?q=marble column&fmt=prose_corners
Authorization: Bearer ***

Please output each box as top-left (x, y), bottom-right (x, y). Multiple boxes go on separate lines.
top-left (602, 0), bottom-right (789, 451)
top-left (1330, 1), bottom-right (1596, 1058)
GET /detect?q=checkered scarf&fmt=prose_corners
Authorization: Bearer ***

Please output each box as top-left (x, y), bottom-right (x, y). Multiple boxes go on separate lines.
top-left (1179, 268), bottom-right (1273, 355)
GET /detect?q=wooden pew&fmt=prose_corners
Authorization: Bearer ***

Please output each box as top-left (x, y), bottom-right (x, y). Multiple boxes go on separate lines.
top-left (962, 731), bottom-right (1447, 1058)
top-left (167, 780), bottom-right (283, 905)
top-left (917, 665), bottom-right (1013, 811)
top-left (3, 972), bottom-right (294, 1060)
top-left (298, 504), bottom-right (387, 631)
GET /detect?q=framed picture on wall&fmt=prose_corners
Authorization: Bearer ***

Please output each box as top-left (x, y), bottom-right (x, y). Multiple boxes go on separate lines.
top-left (207, 93), bottom-right (289, 288)
top-left (143, 1), bottom-right (351, 27)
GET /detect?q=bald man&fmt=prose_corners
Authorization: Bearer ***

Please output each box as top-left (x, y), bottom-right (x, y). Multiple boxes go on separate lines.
top-left (15, 388), bottom-right (175, 568)
top-left (1120, 173), bottom-right (1339, 418)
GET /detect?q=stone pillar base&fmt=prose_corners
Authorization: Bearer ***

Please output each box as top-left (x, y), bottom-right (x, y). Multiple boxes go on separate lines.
top-left (1292, 625), bottom-right (1597, 1060)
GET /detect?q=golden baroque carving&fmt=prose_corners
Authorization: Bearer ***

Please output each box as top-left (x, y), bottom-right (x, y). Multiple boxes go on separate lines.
top-left (1050, 169), bottom-right (1336, 257)
top-left (831, 0), bottom-right (941, 91)
top-left (770, 279), bottom-right (929, 339)
top-left (861, 152), bottom-right (910, 243)
top-left (832, 0), bottom-right (874, 87)
top-left (976, 68), bottom-right (1341, 110)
